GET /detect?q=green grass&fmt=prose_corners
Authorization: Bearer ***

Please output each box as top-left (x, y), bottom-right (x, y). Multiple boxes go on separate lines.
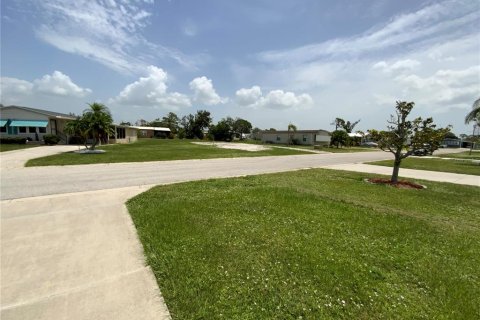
top-left (0, 144), bottom-right (41, 152)
top-left (436, 151), bottom-right (480, 160)
top-left (25, 139), bottom-right (311, 166)
top-left (128, 169), bottom-right (480, 319)
top-left (369, 158), bottom-right (480, 176)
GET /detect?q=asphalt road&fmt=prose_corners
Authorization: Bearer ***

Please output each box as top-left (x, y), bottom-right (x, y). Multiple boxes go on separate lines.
top-left (1, 148), bottom-right (393, 200)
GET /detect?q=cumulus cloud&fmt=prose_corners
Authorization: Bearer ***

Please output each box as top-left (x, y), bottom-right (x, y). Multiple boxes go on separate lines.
top-left (109, 66), bottom-right (191, 109)
top-left (235, 86), bottom-right (262, 106)
top-left (235, 86), bottom-right (313, 110)
top-left (189, 76), bottom-right (227, 105)
top-left (1, 71), bottom-right (91, 102)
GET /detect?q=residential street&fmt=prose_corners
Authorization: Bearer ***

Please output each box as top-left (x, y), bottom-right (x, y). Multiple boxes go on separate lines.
top-left (0, 147), bottom-right (476, 320)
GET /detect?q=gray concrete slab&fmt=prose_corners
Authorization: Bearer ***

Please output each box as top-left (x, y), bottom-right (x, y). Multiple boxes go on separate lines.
top-left (1, 187), bottom-right (170, 320)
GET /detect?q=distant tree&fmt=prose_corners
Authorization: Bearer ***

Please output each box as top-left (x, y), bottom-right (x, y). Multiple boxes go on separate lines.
top-left (444, 132), bottom-right (458, 139)
top-left (266, 128), bottom-right (277, 132)
top-left (251, 127), bottom-right (261, 140)
top-left (161, 112), bottom-right (180, 134)
top-left (368, 101), bottom-right (450, 184)
top-left (209, 119), bottom-right (234, 141)
top-left (331, 118), bottom-right (345, 130)
top-left (341, 119), bottom-right (361, 133)
top-left (135, 119), bottom-right (148, 126)
top-left (233, 118), bottom-right (252, 140)
top-left (330, 130), bottom-right (349, 148)
top-left (287, 123), bottom-right (297, 145)
top-left (119, 121), bottom-right (131, 126)
top-left (180, 110), bottom-right (212, 139)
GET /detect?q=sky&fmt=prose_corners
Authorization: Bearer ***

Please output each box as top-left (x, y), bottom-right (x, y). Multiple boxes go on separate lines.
top-left (1, 0), bottom-right (479, 134)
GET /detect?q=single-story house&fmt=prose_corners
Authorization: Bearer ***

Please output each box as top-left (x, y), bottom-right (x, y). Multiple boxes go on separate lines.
top-left (441, 138), bottom-right (461, 148)
top-left (108, 124), bottom-right (139, 144)
top-left (133, 126), bottom-right (171, 138)
top-left (261, 129), bottom-right (331, 146)
top-left (0, 105), bottom-right (76, 143)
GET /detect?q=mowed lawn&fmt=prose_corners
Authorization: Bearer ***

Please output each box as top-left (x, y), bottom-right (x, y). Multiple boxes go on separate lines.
top-left (438, 151), bottom-right (480, 160)
top-left (369, 158), bottom-right (480, 176)
top-left (25, 139), bottom-right (310, 166)
top-left (127, 169), bottom-right (480, 319)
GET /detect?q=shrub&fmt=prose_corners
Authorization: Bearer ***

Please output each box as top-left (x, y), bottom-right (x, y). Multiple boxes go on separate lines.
top-left (0, 137), bottom-right (28, 144)
top-left (44, 134), bottom-right (61, 145)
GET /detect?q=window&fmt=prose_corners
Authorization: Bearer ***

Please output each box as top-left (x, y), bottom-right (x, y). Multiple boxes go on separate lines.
top-left (39, 127), bottom-right (46, 133)
top-left (303, 135), bottom-right (307, 142)
top-left (116, 127), bottom-right (126, 139)
top-left (276, 136), bottom-right (281, 141)
top-left (19, 126), bottom-right (27, 133)
top-left (29, 127), bottom-right (37, 133)
top-left (0, 126), bottom-right (6, 133)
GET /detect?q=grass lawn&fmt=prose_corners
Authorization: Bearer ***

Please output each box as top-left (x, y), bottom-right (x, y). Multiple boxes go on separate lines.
top-left (25, 139), bottom-right (310, 166)
top-left (369, 158), bottom-right (480, 176)
top-left (318, 146), bottom-right (378, 153)
top-left (0, 144), bottom-right (40, 152)
top-left (436, 151), bottom-right (480, 160)
top-left (128, 169), bottom-right (479, 319)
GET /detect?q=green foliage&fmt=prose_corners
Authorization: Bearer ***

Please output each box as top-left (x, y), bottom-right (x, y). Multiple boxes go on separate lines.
top-left (181, 110), bottom-right (212, 139)
top-left (150, 112), bottom-right (180, 134)
top-left (128, 169), bottom-right (480, 319)
top-left (43, 134), bottom-right (60, 145)
top-left (233, 118), bottom-right (252, 139)
top-left (287, 123), bottom-right (297, 144)
top-left (0, 137), bottom-right (27, 144)
top-left (209, 119), bottom-right (234, 141)
top-left (369, 101), bottom-right (450, 183)
top-left (465, 97), bottom-right (480, 125)
top-left (65, 103), bottom-right (114, 150)
top-left (330, 130), bottom-right (349, 148)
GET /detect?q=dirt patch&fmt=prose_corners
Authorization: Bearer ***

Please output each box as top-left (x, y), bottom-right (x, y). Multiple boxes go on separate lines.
top-left (192, 142), bottom-right (271, 152)
top-left (365, 178), bottom-right (426, 189)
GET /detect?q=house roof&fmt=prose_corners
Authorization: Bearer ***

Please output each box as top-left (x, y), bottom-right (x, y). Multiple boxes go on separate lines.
top-left (0, 105), bottom-right (76, 120)
top-left (261, 129), bottom-right (330, 134)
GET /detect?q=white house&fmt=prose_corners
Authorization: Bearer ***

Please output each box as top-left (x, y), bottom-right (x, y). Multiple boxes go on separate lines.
top-left (0, 105), bottom-right (76, 143)
top-left (261, 129), bottom-right (331, 146)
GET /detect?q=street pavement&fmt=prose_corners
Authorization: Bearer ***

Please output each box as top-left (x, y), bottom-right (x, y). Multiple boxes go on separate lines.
top-left (0, 146), bottom-right (476, 320)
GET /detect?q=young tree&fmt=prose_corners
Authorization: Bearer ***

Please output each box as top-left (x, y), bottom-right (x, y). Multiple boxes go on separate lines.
top-left (161, 112), bottom-right (180, 134)
top-left (287, 123), bottom-right (297, 145)
top-left (64, 103), bottom-right (114, 150)
top-left (465, 97), bottom-right (480, 154)
top-left (369, 101), bottom-right (450, 183)
top-left (330, 130), bottom-right (349, 148)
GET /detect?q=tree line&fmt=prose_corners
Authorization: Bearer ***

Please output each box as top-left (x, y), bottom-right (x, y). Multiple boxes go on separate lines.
top-left (123, 110), bottom-right (254, 141)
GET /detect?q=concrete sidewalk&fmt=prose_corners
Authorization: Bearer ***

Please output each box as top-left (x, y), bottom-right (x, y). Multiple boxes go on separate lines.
top-left (1, 187), bottom-right (171, 320)
top-left (323, 163), bottom-right (480, 187)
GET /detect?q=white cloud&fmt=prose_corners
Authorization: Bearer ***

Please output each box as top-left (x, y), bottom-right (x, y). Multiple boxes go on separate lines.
top-left (26, 0), bottom-right (196, 74)
top-left (235, 86), bottom-right (262, 106)
top-left (0, 71), bottom-right (91, 102)
top-left (109, 66), bottom-right (191, 110)
top-left (373, 59), bottom-right (420, 73)
top-left (182, 19), bottom-right (197, 37)
top-left (33, 71), bottom-right (92, 97)
top-left (235, 86), bottom-right (313, 110)
top-left (189, 76), bottom-right (227, 105)
top-left (257, 0), bottom-right (477, 64)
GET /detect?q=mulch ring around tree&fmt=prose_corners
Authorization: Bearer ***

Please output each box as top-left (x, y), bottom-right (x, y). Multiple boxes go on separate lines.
top-left (365, 178), bottom-right (426, 190)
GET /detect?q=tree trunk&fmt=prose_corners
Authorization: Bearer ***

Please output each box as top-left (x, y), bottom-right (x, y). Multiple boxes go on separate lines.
top-left (391, 158), bottom-right (401, 183)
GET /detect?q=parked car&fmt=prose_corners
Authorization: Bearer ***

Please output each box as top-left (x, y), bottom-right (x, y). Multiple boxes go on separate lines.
top-left (361, 141), bottom-right (378, 147)
top-left (413, 144), bottom-right (433, 156)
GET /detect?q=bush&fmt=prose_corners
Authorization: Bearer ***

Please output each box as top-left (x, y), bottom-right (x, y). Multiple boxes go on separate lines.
top-left (0, 137), bottom-right (28, 144)
top-left (44, 134), bottom-right (61, 145)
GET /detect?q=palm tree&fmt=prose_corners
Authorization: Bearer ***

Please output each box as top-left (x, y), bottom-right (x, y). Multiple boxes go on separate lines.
top-left (287, 123), bottom-right (297, 145)
top-left (82, 103), bottom-right (114, 150)
top-left (465, 98), bottom-right (480, 125)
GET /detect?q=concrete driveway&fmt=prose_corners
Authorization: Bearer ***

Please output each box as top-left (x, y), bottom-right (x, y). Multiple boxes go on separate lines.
top-left (0, 146), bottom-right (474, 319)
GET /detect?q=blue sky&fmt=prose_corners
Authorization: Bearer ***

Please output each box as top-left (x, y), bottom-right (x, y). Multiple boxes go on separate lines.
top-left (1, 0), bottom-right (479, 134)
